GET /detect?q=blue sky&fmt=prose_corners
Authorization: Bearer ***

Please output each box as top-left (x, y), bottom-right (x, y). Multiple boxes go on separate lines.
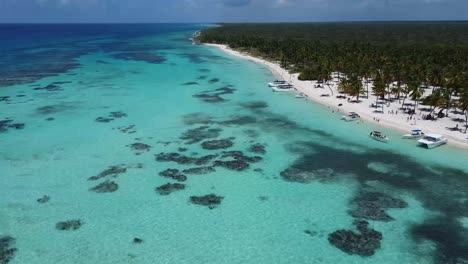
top-left (0, 0), bottom-right (466, 23)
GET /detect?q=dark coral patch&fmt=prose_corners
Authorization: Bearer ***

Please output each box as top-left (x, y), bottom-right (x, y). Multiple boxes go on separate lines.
top-left (240, 101), bottom-right (268, 109)
top-left (208, 78), bottom-right (220, 84)
top-left (88, 165), bottom-right (127, 181)
top-left (112, 52), bottom-right (166, 64)
top-left (109, 111), bottom-right (127, 118)
top-left (349, 192), bottom-right (408, 222)
top-left (0, 236), bottom-right (17, 264)
top-left (133, 237), bottom-right (144, 244)
top-left (155, 183), bottom-right (186, 196)
top-left (280, 167), bottom-right (334, 183)
top-left (201, 138), bottom-right (234, 150)
top-left (182, 82), bottom-right (199, 86)
top-left (158, 169), bottom-right (187, 182)
top-left (180, 126), bottom-right (221, 144)
top-left (37, 195), bottom-right (50, 204)
top-left (249, 143), bottom-right (266, 154)
top-left (198, 69), bottom-right (211, 73)
top-left (56, 220), bottom-right (82, 231)
top-left (193, 86), bottom-right (236, 103)
top-left (0, 119), bottom-right (25, 133)
top-left (33, 84), bottom-right (63, 92)
top-left (89, 181), bottom-right (119, 193)
top-left (155, 153), bottom-right (218, 166)
top-left (128, 143), bottom-right (151, 155)
top-left (328, 220), bottom-right (382, 257)
top-left (182, 166), bottom-right (216, 175)
top-left (190, 194), bottom-right (224, 209)
top-left (213, 159), bottom-right (250, 171)
top-left (36, 104), bottom-right (75, 115)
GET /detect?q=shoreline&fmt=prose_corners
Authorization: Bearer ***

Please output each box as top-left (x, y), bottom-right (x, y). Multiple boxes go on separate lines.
top-left (204, 43), bottom-right (468, 150)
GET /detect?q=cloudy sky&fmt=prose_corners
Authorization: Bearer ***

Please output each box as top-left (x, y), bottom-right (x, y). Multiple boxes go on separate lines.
top-left (0, 0), bottom-right (466, 23)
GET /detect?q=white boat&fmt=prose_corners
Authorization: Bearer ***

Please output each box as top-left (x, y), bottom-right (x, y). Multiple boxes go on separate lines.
top-left (272, 84), bottom-right (294, 92)
top-left (295, 93), bottom-right (306, 98)
top-left (403, 129), bottom-right (424, 139)
top-left (341, 112), bottom-right (360, 122)
top-left (418, 134), bottom-right (448, 149)
top-left (369, 131), bottom-right (389, 142)
top-left (268, 80), bottom-right (288, 87)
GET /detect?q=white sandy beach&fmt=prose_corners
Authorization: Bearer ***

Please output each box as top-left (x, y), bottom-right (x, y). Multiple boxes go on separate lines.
top-left (205, 43), bottom-right (468, 149)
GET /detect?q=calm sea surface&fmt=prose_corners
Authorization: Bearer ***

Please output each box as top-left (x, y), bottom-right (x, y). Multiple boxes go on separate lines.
top-left (1, 24), bottom-right (468, 264)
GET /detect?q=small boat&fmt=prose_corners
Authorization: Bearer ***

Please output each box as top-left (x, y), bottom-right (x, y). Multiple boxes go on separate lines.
top-left (341, 112), bottom-right (360, 122)
top-left (295, 93), bottom-right (306, 98)
top-left (272, 84), bottom-right (294, 92)
top-left (403, 129), bottom-right (424, 139)
top-left (369, 131), bottom-right (389, 142)
top-left (268, 80), bottom-right (288, 87)
top-left (418, 134), bottom-right (448, 149)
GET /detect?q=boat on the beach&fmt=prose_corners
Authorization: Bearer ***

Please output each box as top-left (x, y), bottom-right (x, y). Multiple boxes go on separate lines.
top-left (268, 80), bottom-right (288, 87)
top-left (295, 93), bottom-right (306, 98)
top-left (403, 129), bottom-right (425, 139)
top-left (272, 84), bottom-right (294, 92)
top-left (369, 131), bottom-right (389, 142)
top-left (418, 134), bottom-right (448, 149)
top-left (341, 112), bottom-right (360, 121)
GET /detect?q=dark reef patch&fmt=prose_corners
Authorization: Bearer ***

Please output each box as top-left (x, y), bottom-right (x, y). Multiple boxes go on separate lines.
top-left (197, 75), bottom-right (208, 80)
top-left (249, 143), bottom-right (266, 155)
top-left (133, 237), bottom-right (144, 244)
top-left (33, 83), bottom-right (63, 92)
top-left (109, 111), bottom-right (127, 118)
top-left (349, 192), bottom-right (408, 222)
top-left (0, 236), bottom-right (17, 264)
top-left (220, 151), bottom-right (263, 163)
top-left (193, 86), bottom-right (236, 103)
top-left (182, 166), bottom-right (216, 175)
top-left (201, 138), bottom-right (234, 150)
top-left (198, 69), bottom-right (211, 73)
top-left (89, 181), bottom-right (119, 193)
top-left (112, 52), bottom-right (166, 64)
top-left (45, 117), bottom-right (55, 121)
top-left (115, 125), bottom-right (136, 134)
top-left (410, 216), bottom-right (468, 264)
top-left (182, 82), bottom-right (199, 86)
top-left (240, 101), bottom-right (268, 109)
top-left (328, 220), bottom-right (382, 257)
top-left (155, 183), bottom-right (186, 196)
top-left (280, 167), bottom-right (334, 183)
top-left (180, 126), bottom-right (221, 144)
top-left (190, 194), bottom-right (224, 209)
top-left (56, 220), bottom-right (82, 231)
top-left (88, 165), bottom-right (128, 181)
top-left (36, 104), bottom-right (75, 115)
top-left (128, 143), bottom-right (151, 155)
top-left (158, 169), bottom-right (187, 182)
top-left (213, 159), bottom-right (250, 171)
top-left (95, 117), bottom-right (114, 123)
top-left (208, 78), bottom-right (220, 84)
top-left (218, 116), bottom-right (257, 126)
top-left (37, 195), bottom-right (50, 204)
top-left (0, 96), bottom-right (11, 102)
top-left (0, 119), bottom-right (25, 133)
top-left (155, 153), bottom-right (218, 166)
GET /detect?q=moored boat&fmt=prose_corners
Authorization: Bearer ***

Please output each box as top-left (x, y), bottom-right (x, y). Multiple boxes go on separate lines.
top-left (369, 131), bottom-right (389, 142)
top-left (272, 84), bottom-right (294, 92)
top-left (268, 80), bottom-right (288, 87)
top-left (295, 93), bottom-right (306, 98)
top-left (418, 134), bottom-right (448, 149)
top-left (341, 112), bottom-right (360, 121)
top-left (403, 129), bottom-right (424, 139)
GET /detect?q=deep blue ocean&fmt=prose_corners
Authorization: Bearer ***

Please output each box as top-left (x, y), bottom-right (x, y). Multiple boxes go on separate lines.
top-left (1, 24), bottom-right (468, 264)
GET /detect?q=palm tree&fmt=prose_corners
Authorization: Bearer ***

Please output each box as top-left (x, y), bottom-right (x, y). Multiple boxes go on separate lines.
top-left (409, 84), bottom-right (424, 113)
top-left (459, 86), bottom-right (468, 133)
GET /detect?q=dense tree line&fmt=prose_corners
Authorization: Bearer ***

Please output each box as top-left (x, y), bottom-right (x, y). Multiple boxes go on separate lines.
top-left (198, 23), bottom-right (468, 131)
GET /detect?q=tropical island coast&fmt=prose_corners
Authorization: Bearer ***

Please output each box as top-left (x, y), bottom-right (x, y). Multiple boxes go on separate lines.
top-left (198, 23), bottom-right (468, 149)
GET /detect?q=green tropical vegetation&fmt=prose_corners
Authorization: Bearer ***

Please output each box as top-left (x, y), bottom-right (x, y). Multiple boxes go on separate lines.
top-left (198, 22), bottom-right (468, 132)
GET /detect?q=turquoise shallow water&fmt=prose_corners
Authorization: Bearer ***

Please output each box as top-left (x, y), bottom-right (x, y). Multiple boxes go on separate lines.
top-left (1, 24), bottom-right (468, 264)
